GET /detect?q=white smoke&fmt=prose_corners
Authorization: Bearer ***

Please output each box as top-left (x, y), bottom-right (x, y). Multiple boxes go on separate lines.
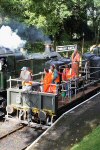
top-left (0, 25), bottom-right (26, 51)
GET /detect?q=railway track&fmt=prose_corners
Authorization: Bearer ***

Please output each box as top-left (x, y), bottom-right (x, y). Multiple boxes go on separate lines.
top-left (0, 121), bottom-right (47, 150)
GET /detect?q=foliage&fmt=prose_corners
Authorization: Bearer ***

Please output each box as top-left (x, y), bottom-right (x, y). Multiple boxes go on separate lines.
top-left (25, 42), bottom-right (44, 53)
top-left (0, 0), bottom-right (100, 48)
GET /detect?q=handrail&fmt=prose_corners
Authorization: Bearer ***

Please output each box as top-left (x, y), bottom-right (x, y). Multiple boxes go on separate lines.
top-left (7, 67), bottom-right (100, 100)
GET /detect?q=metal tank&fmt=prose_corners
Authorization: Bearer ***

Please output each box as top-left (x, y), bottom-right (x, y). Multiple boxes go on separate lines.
top-left (93, 47), bottom-right (100, 56)
top-left (90, 55), bottom-right (100, 79)
top-left (83, 52), bottom-right (95, 60)
top-left (82, 52), bottom-right (100, 79)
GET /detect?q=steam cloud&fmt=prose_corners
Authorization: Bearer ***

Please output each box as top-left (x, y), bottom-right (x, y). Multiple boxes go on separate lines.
top-left (5, 21), bottom-right (51, 44)
top-left (0, 25), bottom-right (26, 51)
top-left (0, 20), bottom-right (51, 53)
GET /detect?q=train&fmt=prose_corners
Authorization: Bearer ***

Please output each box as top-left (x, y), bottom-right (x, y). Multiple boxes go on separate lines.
top-left (5, 45), bottom-right (100, 125)
top-left (0, 44), bottom-right (73, 117)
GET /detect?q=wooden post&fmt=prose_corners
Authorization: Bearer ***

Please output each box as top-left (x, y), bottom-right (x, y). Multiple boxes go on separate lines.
top-left (82, 32), bottom-right (84, 55)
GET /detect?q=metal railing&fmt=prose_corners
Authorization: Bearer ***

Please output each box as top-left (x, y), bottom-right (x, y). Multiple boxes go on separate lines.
top-left (7, 72), bottom-right (45, 89)
top-left (59, 68), bottom-right (100, 102)
top-left (7, 65), bottom-right (100, 103)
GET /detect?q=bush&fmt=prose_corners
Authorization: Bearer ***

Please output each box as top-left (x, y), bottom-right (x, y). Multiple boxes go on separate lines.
top-left (25, 42), bottom-right (45, 53)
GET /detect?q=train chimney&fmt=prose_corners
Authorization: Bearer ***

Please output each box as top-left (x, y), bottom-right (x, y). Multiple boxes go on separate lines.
top-left (44, 44), bottom-right (54, 53)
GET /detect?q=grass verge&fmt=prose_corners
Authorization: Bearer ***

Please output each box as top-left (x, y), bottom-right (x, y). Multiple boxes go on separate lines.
top-left (71, 125), bottom-right (100, 150)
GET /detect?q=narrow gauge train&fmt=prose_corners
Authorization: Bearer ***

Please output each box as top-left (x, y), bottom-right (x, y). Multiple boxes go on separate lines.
top-left (0, 44), bottom-right (72, 117)
top-left (6, 48), bottom-right (100, 125)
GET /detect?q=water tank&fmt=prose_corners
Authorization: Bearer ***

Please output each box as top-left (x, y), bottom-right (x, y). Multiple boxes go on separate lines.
top-left (93, 47), bottom-right (100, 56)
top-left (0, 47), bottom-right (13, 55)
top-left (90, 55), bottom-right (100, 79)
top-left (59, 57), bottom-right (71, 64)
top-left (82, 53), bottom-right (95, 73)
top-left (83, 52), bottom-right (95, 60)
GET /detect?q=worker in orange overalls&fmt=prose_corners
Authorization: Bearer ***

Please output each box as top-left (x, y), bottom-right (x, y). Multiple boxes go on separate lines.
top-left (49, 64), bottom-right (60, 94)
top-left (71, 49), bottom-right (81, 77)
top-left (42, 68), bottom-right (52, 92)
top-left (62, 64), bottom-right (76, 81)
top-left (62, 64), bottom-right (76, 96)
top-left (62, 64), bottom-right (70, 81)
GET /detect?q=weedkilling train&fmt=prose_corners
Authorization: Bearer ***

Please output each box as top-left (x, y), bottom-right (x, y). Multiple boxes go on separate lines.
top-left (0, 44), bottom-right (100, 125)
top-left (0, 44), bottom-right (71, 116)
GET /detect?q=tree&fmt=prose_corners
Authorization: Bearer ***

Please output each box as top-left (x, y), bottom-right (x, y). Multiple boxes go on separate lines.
top-left (86, 0), bottom-right (100, 43)
top-left (0, 0), bottom-right (71, 44)
top-left (0, 0), bottom-right (99, 45)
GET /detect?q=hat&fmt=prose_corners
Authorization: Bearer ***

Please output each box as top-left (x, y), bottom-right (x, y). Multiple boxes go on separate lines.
top-left (21, 67), bottom-right (27, 71)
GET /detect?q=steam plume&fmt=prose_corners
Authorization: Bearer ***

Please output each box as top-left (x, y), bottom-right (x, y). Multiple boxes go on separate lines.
top-left (0, 25), bottom-right (26, 51)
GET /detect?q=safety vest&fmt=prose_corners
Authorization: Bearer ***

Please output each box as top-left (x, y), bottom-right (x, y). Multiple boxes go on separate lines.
top-left (67, 68), bottom-right (72, 80)
top-left (72, 52), bottom-right (81, 63)
top-left (62, 68), bottom-right (70, 81)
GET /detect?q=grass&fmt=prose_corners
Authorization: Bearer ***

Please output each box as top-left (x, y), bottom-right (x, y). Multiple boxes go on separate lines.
top-left (71, 126), bottom-right (100, 150)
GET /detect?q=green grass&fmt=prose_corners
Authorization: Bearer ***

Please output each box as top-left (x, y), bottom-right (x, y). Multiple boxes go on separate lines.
top-left (71, 126), bottom-right (100, 150)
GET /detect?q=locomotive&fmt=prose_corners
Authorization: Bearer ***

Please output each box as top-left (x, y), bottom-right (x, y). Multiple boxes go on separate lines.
top-left (5, 45), bottom-right (100, 125)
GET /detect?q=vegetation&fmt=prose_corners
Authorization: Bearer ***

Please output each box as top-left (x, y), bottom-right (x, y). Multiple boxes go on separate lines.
top-left (71, 126), bottom-right (100, 150)
top-left (0, 0), bottom-right (100, 51)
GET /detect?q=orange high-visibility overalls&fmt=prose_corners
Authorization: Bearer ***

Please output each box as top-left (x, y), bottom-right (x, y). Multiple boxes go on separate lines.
top-left (72, 52), bottom-right (81, 77)
top-left (49, 70), bottom-right (60, 94)
top-left (43, 72), bottom-right (52, 92)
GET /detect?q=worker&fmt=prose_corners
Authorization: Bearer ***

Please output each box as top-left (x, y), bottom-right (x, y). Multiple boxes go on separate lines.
top-left (62, 64), bottom-right (70, 81)
top-left (62, 64), bottom-right (76, 96)
top-left (42, 68), bottom-right (52, 92)
top-left (62, 64), bottom-right (76, 81)
top-left (50, 64), bottom-right (60, 84)
top-left (48, 64), bottom-right (60, 94)
top-left (20, 67), bottom-right (33, 90)
top-left (71, 49), bottom-right (81, 77)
